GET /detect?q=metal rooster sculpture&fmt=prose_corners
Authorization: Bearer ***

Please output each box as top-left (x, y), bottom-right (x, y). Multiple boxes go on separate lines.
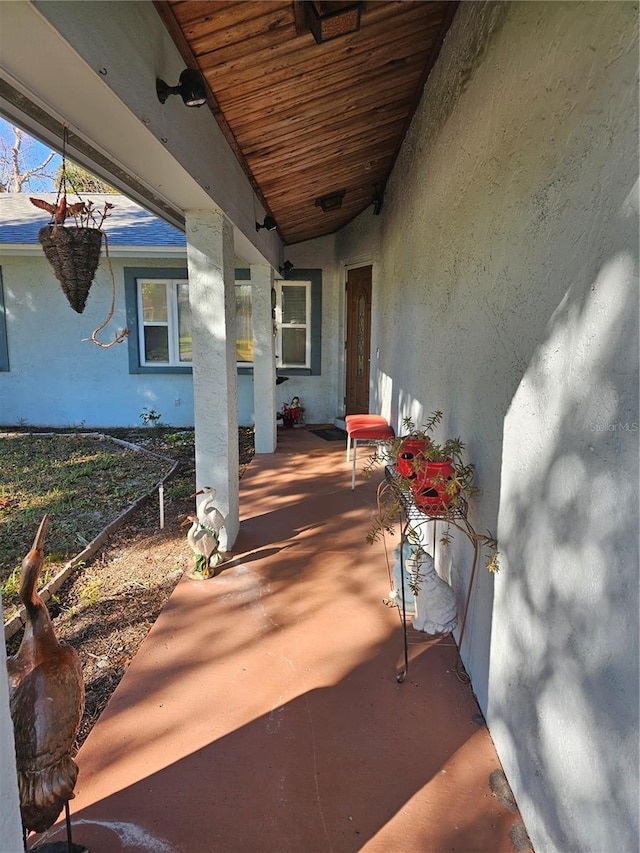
top-left (182, 486), bottom-right (225, 580)
top-left (6, 514), bottom-right (85, 846)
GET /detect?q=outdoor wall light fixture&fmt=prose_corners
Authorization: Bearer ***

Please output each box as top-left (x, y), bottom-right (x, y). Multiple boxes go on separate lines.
top-left (156, 68), bottom-right (208, 107)
top-left (315, 190), bottom-right (346, 212)
top-left (280, 260), bottom-right (294, 278)
top-left (256, 215), bottom-right (277, 232)
top-left (306, 1), bottom-right (362, 44)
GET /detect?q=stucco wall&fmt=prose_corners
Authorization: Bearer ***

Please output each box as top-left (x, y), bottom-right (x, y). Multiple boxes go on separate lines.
top-left (337, 2), bottom-right (639, 851)
top-left (0, 254), bottom-right (197, 429)
top-left (0, 594), bottom-right (22, 850)
top-left (0, 251), bottom-right (340, 429)
top-left (281, 234), bottom-right (342, 424)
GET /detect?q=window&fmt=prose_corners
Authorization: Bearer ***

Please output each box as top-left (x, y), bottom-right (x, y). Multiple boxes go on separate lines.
top-left (235, 282), bottom-right (253, 365)
top-left (277, 281), bottom-right (310, 368)
top-left (138, 278), bottom-right (192, 366)
top-left (0, 270), bottom-right (8, 372)
top-left (275, 270), bottom-right (322, 376)
top-left (124, 267), bottom-right (254, 374)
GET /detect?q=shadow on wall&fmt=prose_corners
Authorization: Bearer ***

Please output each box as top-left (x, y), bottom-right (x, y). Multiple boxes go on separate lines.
top-left (374, 172), bottom-right (638, 852)
top-left (491, 238), bottom-right (639, 851)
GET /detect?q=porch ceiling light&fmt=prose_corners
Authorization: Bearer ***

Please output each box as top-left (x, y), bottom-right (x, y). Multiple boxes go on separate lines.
top-left (256, 215), bottom-right (277, 232)
top-left (306, 2), bottom-right (362, 44)
top-left (156, 68), bottom-right (208, 107)
top-left (315, 190), bottom-right (346, 212)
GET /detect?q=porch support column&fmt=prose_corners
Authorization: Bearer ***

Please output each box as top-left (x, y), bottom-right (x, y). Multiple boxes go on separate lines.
top-left (0, 616), bottom-right (23, 849)
top-left (186, 209), bottom-right (239, 550)
top-left (251, 264), bottom-right (277, 453)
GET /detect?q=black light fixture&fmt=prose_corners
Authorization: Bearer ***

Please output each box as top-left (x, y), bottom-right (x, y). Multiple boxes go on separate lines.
top-left (306, 2), bottom-right (362, 44)
top-left (280, 260), bottom-right (294, 278)
top-left (256, 214), bottom-right (277, 232)
top-left (315, 190), bottom-right (346, 212)
top-left (156, 68), bottom-right (208, 107)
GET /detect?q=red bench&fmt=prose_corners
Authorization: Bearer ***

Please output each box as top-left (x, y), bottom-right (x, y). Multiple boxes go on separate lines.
top-left (345, 414), bottom-right (395, 489)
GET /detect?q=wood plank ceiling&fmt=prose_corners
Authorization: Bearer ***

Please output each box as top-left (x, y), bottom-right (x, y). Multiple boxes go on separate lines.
top-left (155, 1), bottom-right (457, 246)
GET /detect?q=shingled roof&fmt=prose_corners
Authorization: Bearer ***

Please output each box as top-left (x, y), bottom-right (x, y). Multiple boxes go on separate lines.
top-left (0, 193), bottom-right (185, 250)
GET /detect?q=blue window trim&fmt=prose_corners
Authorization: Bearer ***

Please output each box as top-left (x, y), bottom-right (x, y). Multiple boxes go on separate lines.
top-left (123, 266), bottom-right (321, 377)
top-left (124, 267), bottom-right (191, 374)
top-left (0, 269), bottom-right (9, 372)
top-left (277, 269), bottom-right (322, 377)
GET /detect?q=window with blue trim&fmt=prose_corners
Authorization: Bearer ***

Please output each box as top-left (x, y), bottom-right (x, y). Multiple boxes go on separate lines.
top-left (124, 266), bottom-right (321, 376)
top-left (276, 269), bottom-right (322, 376)
top-left (0, 270), bottom-right (9, 372)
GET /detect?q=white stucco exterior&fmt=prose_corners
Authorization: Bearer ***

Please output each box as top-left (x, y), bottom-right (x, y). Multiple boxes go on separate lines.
top-left (332, 3), bottom-right (639, 851)
top-left (0, 591), bottom-right (22, 852)
top-left (0, 2), bottom-right (637, 851)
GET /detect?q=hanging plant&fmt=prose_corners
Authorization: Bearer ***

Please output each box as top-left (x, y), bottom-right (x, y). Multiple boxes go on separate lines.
top-left (33, 197), bottom-right (111, 313)
top-left (30, 129), bottom-right (129, 347)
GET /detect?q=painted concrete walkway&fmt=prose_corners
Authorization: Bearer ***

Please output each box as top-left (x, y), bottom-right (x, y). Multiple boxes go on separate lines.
top-left (31, 426), bottom-right (527, 853)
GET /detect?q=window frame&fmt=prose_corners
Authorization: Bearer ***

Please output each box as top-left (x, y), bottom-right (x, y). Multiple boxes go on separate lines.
top-left (136, 277), bottom-right (191, 368)
top-left (125, 267), bottom-right (191, 374)
top-left (0, 269), bottom-right (9, 372)
top-left (276, 280), bottom-right (311, 369)
top-left (275, 269), bottom-right (322, 377)
top-left (124, 266), bottom-right (321, 377)
top-left (125, 266), bottom-right (257, 375)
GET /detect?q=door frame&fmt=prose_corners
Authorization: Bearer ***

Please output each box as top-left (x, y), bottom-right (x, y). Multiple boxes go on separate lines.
top-left (341, 260), bottom-right (376, 417)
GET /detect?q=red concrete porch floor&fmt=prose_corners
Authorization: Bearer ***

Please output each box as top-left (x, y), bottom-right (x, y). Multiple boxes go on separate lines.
top-left (31, 426), bottom-right (529, 853)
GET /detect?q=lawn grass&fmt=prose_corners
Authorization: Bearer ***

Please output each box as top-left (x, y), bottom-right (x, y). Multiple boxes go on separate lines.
top-left (0, 432), bottom-right (177, 617)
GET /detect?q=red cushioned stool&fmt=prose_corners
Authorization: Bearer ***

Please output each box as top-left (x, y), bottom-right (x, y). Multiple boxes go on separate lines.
top-left (345, 415), bottom-right (395, 489)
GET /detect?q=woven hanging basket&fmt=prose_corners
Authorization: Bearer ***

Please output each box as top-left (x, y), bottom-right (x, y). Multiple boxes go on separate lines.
top-left (38, 225), bottom-right (103, 314)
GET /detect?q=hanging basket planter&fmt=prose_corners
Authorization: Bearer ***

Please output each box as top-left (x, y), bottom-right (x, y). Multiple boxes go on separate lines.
top-left (38, 224), bottom-right (103, 314)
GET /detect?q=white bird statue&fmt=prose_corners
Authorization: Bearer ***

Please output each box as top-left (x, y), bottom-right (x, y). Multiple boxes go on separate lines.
top-left (182, 486), bottom-right (225, 579)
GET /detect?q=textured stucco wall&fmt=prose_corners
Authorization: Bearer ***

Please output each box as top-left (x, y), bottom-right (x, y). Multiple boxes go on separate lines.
top-left (282, 234), bottom-right (341, 424)
top-left (0, 248), bottom-right (332, 429)
top-left (0, 254), bottom-right (196, 428)
top-left (338, 2), bottom-right (638, 851)
top-left (0, 597), bottom-right (22, 851)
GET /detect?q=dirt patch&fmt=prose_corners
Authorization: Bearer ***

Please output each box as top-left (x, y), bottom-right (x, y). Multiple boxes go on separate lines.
top-left (5, 427), bottom-right (254, 751)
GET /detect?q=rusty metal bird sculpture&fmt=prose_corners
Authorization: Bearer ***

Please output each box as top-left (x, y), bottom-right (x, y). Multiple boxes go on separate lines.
top-left (6, 514), bottom-right (85, 841)
top-left (29, 196), bottom-right (87, 225)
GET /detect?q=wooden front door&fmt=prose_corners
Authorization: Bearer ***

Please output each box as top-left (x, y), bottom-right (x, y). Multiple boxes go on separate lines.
top-left (345, 265), bottom-right (372, 414)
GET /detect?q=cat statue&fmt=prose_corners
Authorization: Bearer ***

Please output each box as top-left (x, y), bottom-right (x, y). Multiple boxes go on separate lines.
top-left (406, 547), bottom-right (458, 635)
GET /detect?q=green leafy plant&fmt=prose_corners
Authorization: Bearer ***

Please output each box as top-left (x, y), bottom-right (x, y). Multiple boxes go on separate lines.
top-left (364, 410), bottom-right (499, 574)
top-left (140, 407), bottom-right (163, 428)
top-left (79, 577), bottom-right (101, 607)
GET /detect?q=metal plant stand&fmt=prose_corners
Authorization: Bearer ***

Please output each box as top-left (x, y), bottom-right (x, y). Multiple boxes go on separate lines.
top-left (384, 466), bottom-right (482, 684)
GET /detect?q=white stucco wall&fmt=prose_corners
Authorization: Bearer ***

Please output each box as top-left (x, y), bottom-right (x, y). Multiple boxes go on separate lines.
top-left (279, 234), bottom-right (341, 424)
top-left (337, 3), bottom-right (639, 852)
top-left (0, 592), bottom-right (23, 851)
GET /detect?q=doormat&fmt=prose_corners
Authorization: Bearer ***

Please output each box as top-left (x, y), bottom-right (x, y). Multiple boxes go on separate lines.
top-left (310, 427), bottom-right (347, 442)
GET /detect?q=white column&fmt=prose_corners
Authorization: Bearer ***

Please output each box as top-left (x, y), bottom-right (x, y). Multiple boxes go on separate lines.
top-left (0, 621), bottom-right (23, 850)
top-left (186, 209), bottom-right (239, 550)
top-left (250, 264), bottom-right (277, 453)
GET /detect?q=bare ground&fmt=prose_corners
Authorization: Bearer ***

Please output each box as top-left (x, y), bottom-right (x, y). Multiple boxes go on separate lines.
top-left (5, 427), bottom-right (255, 751)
